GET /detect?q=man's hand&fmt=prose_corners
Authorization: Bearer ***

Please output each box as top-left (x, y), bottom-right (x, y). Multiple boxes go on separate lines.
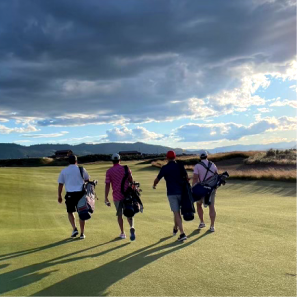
top-left (105, 198), bottom-right (111, 207)
top-left (58, 196), bottom-right (62, 204)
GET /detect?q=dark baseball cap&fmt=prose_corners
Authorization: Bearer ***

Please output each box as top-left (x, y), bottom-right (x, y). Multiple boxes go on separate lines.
top-left (69, 154), bottom-right (77, 164)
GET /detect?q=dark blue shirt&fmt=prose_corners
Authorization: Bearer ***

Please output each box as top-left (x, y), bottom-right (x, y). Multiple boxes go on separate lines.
top-left (157, 161), bottom-right (187, 195)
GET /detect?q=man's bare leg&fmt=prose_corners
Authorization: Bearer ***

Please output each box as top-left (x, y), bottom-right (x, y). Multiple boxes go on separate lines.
top-left (127, 217), bottom-right (134, 228)
top-left (174, 215), bottom-right (178, 230)
top-left (79, 219), bottom-right (85, 234)
top-left (173, 211), bottom-right (184, 234)
top-left (68, 213), bottom-right (76, 230)
top-left (118, 215), bottom-right (124, 234)
top-left (209, 204), bottom-right (216, 227)
top-left (196, 202), bottom-right (204, 223)
top-left (127, 217), bottom-right (136, 240)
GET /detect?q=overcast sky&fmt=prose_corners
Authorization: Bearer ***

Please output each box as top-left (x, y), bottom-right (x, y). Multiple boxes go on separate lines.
top-left (0, 0), bottom-right (296, 149)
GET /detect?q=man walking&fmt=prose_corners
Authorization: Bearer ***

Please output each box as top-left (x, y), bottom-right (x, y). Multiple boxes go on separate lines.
top-left (105, 153), bottom-right (136, 241)
top-left (192, 151), bottom-right (218, 232)
top-left (153, 150), bottom-right (187, 241)
top-left (58, 155), bottom-right (89, 239)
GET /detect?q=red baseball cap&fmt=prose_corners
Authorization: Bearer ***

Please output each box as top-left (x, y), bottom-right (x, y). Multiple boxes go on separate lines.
top-left (166, 150), bottom-right (176, 159)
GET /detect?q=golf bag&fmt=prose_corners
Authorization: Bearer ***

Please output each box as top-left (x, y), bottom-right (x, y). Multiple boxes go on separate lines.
top-left (121, 166), bottom-right (143, 218)
top-left (192, 161), bottom-right (229, 205)
top-left (76, 166), bottom-right (97, 220)
top-left (77, 180), bottom-right (97, 220)
top-left (178, 162), bottom-right (195, 221)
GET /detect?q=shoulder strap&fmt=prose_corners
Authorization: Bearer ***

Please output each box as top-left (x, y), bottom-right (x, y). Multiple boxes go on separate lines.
top-left (79, 166), bottom-right (84, 180)
top-left (121, 165), bottom-right (129, 195)
top-left (201, 161), bottom-right (214, 182)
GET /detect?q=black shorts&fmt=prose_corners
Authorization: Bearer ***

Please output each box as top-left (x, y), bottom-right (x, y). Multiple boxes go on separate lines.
top-left (65, 191), bottom-right (85, 213)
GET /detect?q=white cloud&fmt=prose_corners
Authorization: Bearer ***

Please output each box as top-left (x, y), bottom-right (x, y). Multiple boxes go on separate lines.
top-left (103, 126), bottom-right (164, 142)
top-left (209, 72), bottom-right (268, 111)
top-left (175, 116), bottom-right (297, 142)
top-left (13, 140), bottom-right (32, 144)
top-left (0, 124), bottom-right (38, 134)
top-left (37, 114), bottom-right (127, 127)
top-left (270, 99), bottom-right (297, 108)
top-left (289, 84), bottom-right (297, 92)
top-left (277, 116), bottom-right (297, 129)
top-left (257, 108), bottom-right (272, 113)
top-left (21, 131), bottom-right (69, 138)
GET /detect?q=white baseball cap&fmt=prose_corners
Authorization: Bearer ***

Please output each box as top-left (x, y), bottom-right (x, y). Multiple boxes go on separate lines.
top-left (111, 153), bottom-right (121, 160)
top-left (200, 150), bottom-right (208, 158)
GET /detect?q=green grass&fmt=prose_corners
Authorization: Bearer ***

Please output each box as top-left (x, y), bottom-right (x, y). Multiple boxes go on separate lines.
top-left (0, 162), bottom-right (296, 296)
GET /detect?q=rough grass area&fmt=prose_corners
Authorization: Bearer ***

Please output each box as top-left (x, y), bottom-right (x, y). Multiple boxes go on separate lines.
top-left (0, 162), bottom-right (296, 296)
top-left (152, 160), bottom-right (296, 182)
top-left (245, 149), bottom-right (297, 165)
top-left (0, 151), bottom-right (255, 167)
top-left (142, 151), bottom-right (257, 166)
top-left (151, 150), bottom-right (297, 183)
top-left (181, 151), bottom-right (257, 164)
top-left (218, 168), bottom-right (296, 182)
top-left (0, 157), bottom-right (69, 167)
top-left (0, 153), bottom-right (167, 167)
top-left (148, 152), bottom-right (255, 169)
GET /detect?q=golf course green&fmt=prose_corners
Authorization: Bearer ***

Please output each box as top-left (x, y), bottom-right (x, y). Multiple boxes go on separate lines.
top-left (0, 161), bottom-right (296, 296)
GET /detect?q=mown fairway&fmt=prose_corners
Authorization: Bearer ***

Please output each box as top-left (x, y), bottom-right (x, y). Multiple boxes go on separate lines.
top-left (0, 162), bottom-right (296, 296)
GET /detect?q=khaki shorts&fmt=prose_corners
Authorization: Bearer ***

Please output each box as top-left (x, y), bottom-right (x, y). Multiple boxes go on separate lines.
top-left (167, 195), bottom-right (182, 212)
top-left (114, 200), bottom-right (124, 216)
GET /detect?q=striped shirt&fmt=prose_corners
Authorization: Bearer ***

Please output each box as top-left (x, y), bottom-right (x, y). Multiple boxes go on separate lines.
top-left (105, 164), bottom-right (132, 201)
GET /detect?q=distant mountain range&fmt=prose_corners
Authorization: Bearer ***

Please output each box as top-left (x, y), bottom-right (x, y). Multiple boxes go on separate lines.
top-left (0, 142), bottom-right (188, 160)
top-left (205, 141), bottom-right (296, 154)
top-left (0, 141), bottom-right (295, 160)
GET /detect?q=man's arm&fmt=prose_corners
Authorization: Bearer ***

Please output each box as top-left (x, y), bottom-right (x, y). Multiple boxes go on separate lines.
top-left (153, 177), bottom-right (160, 189)
top-left (105, 183), bottom-right (111, 206)
top-left (128, 169), bottom-right (133, 183)
top-left (83, 168), bottom-right (90, 182)
top-left (153, 167), bottom-right (164, 189)
top-left (58, 183), bottom-right (64, 203)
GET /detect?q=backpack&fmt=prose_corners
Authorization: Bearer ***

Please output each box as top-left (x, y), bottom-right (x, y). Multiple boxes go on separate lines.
top-left (192, 162), bottom-right (229, 206)
top-left (121, 166), bottom-right (143, 217)
top-left (192, 161), bottom-right (216, 204)
top-left (76, 167), bottom-right (97, 220)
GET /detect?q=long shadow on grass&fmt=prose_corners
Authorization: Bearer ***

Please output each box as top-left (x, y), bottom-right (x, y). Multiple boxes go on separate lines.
top-left (32, 229), bottom-right (211, 296)
top-left (0, 238), bottom-right (73, 262)
top-left (0, 238), bottom-right (128, 295)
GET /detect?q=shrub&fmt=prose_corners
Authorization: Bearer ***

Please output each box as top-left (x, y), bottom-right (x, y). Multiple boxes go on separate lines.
top-left (266, 149), bottom-right (276, 157)
top-left (246, 149), bottom-right (296, 165)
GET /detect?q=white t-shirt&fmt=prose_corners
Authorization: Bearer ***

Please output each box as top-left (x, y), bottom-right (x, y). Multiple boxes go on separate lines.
top-left (193, 159), bottom-right (218, 182)
top-left (58, 164), bottom-right (89, 192)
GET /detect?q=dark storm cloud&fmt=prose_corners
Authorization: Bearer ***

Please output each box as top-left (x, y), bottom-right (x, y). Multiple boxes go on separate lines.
top-left (0, 0), bottom-right (295, 124)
